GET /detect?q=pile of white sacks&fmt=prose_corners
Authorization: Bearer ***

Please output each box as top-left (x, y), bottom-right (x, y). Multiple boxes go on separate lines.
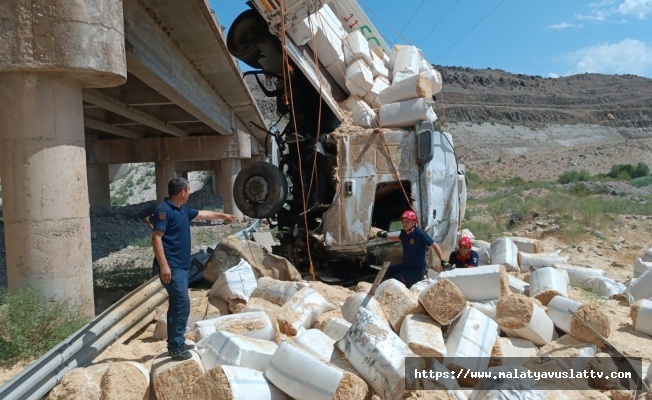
top-left (141, 241), bottom-right (651, 400)
top-left (286, 3), bottom-right (442, 129)
top-left (48, 242), bottom-right (652, 399)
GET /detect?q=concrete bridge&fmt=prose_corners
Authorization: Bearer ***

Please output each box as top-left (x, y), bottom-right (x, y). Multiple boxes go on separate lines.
top-left (0, 0), bottom-right (268, 315)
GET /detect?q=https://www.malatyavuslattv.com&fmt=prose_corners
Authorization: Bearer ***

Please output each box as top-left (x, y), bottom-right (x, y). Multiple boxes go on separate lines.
top-left (414, 368), bottom-right (633, 381)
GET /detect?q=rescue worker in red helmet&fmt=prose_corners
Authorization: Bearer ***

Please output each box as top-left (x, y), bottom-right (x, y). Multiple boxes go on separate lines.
top-left (448, 236), bottom-right (479, 269)
top-left (376, 210), bottom-right (445, 288)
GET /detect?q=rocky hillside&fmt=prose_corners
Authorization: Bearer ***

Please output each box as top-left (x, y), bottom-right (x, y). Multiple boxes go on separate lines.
top-left (435, 67), bottom-right (652, 128)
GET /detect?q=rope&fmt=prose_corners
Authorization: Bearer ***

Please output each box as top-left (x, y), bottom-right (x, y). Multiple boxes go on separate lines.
top-left (279, 0), bottom-right (316, 280)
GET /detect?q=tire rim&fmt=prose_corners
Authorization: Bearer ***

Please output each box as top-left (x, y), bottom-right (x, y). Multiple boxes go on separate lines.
top-left (244, 176), bottom-right (270, 203)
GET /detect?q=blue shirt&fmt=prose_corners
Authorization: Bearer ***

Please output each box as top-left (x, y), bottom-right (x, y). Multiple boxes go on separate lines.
top-left (449, 249), bottom-right (480, 268)
top-left (399, 227), bottom-right (434, 272)
top-left (152, 198), bottom-right (198, 270)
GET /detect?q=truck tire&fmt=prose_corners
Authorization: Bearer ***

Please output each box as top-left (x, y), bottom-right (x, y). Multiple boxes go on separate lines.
top-left (233, 162), bottom-right (287, 219)
top-left (227, 9), bottom-right (267, 70)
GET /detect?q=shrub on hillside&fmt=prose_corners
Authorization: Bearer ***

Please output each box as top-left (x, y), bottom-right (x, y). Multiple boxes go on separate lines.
top-left (558, 169), bottom-right (592, 184)
top-left (0, 286), bottom-right (88, 364)
top-left (607, 162), bottom-right (650, 181)
top-left (631, 176), bottom-right (652, 187)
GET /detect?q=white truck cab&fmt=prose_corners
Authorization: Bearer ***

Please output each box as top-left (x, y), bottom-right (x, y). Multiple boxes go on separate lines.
top-left (227, 0), bottom-right (466, 283)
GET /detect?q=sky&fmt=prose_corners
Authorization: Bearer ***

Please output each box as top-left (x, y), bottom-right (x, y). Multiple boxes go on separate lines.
top-left (208, 0), bottom-right (652, 78)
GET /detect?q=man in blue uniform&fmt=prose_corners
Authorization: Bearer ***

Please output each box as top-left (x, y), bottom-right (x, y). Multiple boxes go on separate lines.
top-left (448, 236), bottom-right (479, 269)
top-left (151, 177), bottom-right (235, 361)
top-left (376, 210), bottom-right (445, 288)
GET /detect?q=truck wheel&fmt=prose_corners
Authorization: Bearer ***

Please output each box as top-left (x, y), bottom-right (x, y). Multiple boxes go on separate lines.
top-left (233, 162), bottom-right (287, 219)
top-left (227, 9), bottom-right (267, 69)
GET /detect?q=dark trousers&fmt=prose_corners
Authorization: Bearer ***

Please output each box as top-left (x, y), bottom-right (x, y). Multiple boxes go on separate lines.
top-left (383, 264), bottom-right (426, 289)
top-left (153, 263), bottom-right (190, 351)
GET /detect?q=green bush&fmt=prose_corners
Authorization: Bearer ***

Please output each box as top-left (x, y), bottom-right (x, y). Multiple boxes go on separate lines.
top-left (0, 286), bottom-right (89, 364)
top-left (631, 176), bottom-right (652, 187)
top-left (607, 163), bottom-right (650, 180)
top-left (558, 170), bottom-right (592, 184)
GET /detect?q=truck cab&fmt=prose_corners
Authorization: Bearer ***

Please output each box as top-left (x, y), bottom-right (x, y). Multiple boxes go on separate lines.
top-left (227, 0), bottom-right (466, 283)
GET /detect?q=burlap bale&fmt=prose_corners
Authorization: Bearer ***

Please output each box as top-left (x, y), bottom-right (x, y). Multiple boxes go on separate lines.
top-left (488, 340), bottom-right (502, 367)
top-left (400, 313), bottom-right (446, 361)
top-left (310, 281), bottom-right (355, 307)
top-left (341, 292), bottom-right (389, 326)
top-left (100, 362), bottom-right (149, 400)
top-left (539, 334), bottom-right (596, 365)
top-left (499, 265), bottom-right (511, 297)
top-left (509, 237), bottom-right (544, 253)
top-left (355, 281), bottom-right (372, 293)
top-left (189, 366), bottom-right (235, 400)
top-left (374, 279), bottom-right (423, 331)
top-left (418, 279), bottom-right (466, 325)
top-left (151, 351), bottom-right (205, 400)
top-left (276, 287), bottom-right (334, 336)
top-left (496, 294), bottom-right (534, 330)
top-left (250, 277), bottom-right (308, 306)
top-left (228, 300), bottom-right (247, 314)
top-left (188, 294), bottom-right (228, 328)
top-left (46, 368), bottom-right (100, 400)
top-left (570, 304), bottom-right (610, 346)
top-left (333, 372), bottom-right (370, 400)
top-left (630, 299), bottom-right (642, 326)
top-left (203, 236), bottom-right (301, 283)
top-left (242, 297), bottom-right (282, 319)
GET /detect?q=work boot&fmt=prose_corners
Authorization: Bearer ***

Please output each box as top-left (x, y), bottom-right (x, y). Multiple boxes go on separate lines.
top-left (169, 347), bottom-right (192, 361)
top-left (183, 343), bottom-right (196, 351)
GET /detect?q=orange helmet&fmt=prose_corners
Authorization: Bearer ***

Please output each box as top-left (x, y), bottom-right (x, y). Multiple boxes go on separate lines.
top-left (459, 236), bottom-right (473, 248)
top-left (400, 210), bottom-right (418, 223)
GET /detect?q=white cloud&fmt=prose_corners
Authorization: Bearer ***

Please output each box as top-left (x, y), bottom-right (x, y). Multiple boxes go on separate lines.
top-left (574, 0), bottom-right (651, 21)
top-left (549, 22), bottom-right (583, 29)
top-left (617, 0), bottom-right (652, 18)
top-left (563, 39), bottom-right (652, 76)
top-left (548, 73), bottom-right (560, 78)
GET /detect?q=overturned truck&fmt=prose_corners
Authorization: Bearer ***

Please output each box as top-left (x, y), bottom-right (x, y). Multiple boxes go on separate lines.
top-left (227, 0), bottom-right (466, 283)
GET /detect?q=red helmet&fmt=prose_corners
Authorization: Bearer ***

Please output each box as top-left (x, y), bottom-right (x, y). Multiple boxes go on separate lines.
top-left (459, 236), bottom-right (473, 248)
top-left (400, 210), bottom-right (418, 222)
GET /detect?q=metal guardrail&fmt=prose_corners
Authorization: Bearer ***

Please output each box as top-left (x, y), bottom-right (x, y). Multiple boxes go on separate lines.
top-left (0, 219), bottom-right (261, 400)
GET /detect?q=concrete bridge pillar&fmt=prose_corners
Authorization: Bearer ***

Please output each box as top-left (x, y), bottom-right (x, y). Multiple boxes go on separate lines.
top-left (0, 0), bottom-right (127, 316)
top-left (87, 164), bottom-right (111, 210)
top-left (219, 159), bottom-right (243, 221)
top-left (155, 161), bottom-right (177, 202)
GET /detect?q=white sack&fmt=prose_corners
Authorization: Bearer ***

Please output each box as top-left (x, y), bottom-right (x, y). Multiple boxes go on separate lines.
top-left (399, 313), bottom-right (446, 360)
top-left (337, 307), bottom-right (415, 399)
top-left (552, 264), bottom-right (605, 286)
top-left (251, 277), bottom-right (309, 306)
top-left (343, 29), bottom-right (372, 65)
top-left (440, 264), bottom-right (506, 302)
top-left (345, 60), bottom-right (374, 97)
top-left (378, 98), bottom-right (436, 128)
top-left (390, 45), bottom-right (420, 83)
top-left (277, 287), bottom-right (334, 336)
top-left (265, 342), bottom-right (345, 400)
top-left (196, 330), bottom-right (277, 372)
top-left (294, 329), bottom-right (336, 362)
top-left (445, 308), bottom-right (499, 375)
top-left (627, 268), bottom-right (652, 303)
top-left (490, 237), bottom-right (519, 272)
top-left (209, 259), bottom-right (257, 302)
top-left (634, 258), bottom-right (652, 278)
top-left (343, 96), bottom-right (376, 127)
